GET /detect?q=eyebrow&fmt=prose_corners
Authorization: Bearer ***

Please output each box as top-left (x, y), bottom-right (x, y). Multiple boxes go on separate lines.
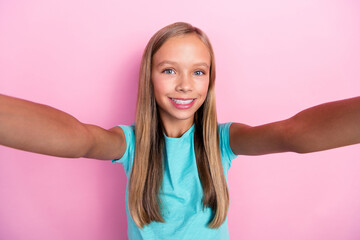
top-left (156, 60), bottom-right (210, 69)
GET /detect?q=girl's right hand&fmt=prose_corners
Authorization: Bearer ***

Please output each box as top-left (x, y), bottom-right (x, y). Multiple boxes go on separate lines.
top-left (0, 94), bottom-right (126, 160)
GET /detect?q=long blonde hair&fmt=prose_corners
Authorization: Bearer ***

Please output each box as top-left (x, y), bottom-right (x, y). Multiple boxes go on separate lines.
top-left (129, 22), bottom-right (229, 229)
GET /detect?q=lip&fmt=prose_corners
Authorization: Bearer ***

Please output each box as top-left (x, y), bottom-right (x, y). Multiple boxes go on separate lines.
top-left (169, 97), bottom-right (196, 109)
top-left (170, 98), bottom-right (195, 100)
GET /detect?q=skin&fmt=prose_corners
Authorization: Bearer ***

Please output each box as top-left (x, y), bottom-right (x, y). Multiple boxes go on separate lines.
top-left (229, 97), bottom-right (360, 155)
top-left (0, 35), bottom-right (359, 159)
top-left (151, 34), bottom-right (210, 138)
top-left (0, 94), bottom-right (125, 160)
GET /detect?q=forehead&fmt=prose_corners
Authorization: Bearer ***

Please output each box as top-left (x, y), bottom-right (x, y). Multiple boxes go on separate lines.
top-left (152, 34), bottom-right (211, 66)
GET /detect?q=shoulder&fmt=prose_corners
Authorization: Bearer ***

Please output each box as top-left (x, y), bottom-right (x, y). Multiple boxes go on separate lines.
top-left (217, 122), bottom-right (237, 169)
top-left (217, 122), bottom-right (234, 144)
top-left (118, 123), bottom-right (135, 135)
top-left (218, 122), bottom-right (233, 132)
top-left (115, 123), bottom-right (135, 147)
top-left (111, 123), bottom-right (136, 174)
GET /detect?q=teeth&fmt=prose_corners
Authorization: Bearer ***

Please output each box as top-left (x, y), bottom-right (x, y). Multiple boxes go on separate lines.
top-left (171, 98), bottom-right (194, 104)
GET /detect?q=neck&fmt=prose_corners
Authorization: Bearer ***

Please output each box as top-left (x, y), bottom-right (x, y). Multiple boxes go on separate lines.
top-left (161, 119), bottom-right (194, 138)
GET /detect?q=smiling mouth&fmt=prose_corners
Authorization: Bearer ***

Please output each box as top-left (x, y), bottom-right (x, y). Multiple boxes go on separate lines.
top-left (170, 98), bottom-right (195, 104)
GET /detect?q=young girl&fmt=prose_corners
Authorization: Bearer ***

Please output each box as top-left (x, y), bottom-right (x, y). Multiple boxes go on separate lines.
top-left (1, 22), bottom-right (359, 239)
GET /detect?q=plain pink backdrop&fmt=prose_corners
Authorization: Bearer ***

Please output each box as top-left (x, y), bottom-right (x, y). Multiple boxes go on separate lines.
top-left (1, 0), bottom-right (359, 239)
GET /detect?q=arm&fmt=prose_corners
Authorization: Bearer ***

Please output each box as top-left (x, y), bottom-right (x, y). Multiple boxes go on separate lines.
top-left (229, 96), bottom-right (360, 155)
top-left (0, 94), bottom-right (126, 160)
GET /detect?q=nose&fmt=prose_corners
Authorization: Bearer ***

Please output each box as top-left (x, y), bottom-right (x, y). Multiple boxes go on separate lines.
top-left (175, 73), bottom-right (192, 93)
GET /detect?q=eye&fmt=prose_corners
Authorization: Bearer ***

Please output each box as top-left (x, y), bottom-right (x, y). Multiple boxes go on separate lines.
top-left (162, 69), bottom-right (175, 74)
top-left (194, 70), bottom-right (205, 76)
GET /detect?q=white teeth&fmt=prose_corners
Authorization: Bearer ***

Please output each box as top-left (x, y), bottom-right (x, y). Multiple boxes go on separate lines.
top-left (171, 98), bottom-right (194, 104)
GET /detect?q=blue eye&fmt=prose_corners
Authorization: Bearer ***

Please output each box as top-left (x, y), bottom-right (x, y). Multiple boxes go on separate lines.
top-left (163, 69), bottom-right (175, 74)
top-left (194, 70), bottom-right (205, 76)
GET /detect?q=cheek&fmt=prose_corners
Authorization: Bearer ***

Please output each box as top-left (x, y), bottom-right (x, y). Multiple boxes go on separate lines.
top-left (152, 79), bottom-right (170, 104)
top-left (199, 79), bottom-right (210, 96)
top-left (153, 80), bottom-right (166, 95)
top-left (152, 73), bottom-right (174, 94)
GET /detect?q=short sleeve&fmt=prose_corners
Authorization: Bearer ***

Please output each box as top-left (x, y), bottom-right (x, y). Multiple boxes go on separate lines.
top-left (218, 122), bottom-right (238, 170)
top-left (111, 123), bottom-right (135, 175)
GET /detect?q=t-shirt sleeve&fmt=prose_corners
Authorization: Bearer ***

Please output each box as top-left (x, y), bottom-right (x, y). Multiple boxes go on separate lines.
top-left (111, 123), bottom-right (135, 175)
top-left (218, 122), bottom-right (238, 170)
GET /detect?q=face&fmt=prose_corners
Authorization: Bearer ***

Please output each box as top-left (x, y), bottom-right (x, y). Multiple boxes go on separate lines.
top-left (151, 34), bottom-right (211, 127)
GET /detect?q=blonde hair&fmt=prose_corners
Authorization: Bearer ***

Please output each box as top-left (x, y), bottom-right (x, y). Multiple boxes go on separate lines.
top-left (129, 22), bottom-right (229, 229)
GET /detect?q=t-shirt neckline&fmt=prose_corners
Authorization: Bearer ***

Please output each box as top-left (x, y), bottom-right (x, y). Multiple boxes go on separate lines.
top-left (164, 124), bottom-right (195, 141)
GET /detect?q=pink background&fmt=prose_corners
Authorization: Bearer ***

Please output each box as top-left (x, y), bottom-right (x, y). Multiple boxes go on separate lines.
top-left (1, 0), bottom-right (360, 239)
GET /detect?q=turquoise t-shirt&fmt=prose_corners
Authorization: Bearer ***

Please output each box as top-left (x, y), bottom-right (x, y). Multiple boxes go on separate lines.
top-left (112, 122), bottom-right (238, 240)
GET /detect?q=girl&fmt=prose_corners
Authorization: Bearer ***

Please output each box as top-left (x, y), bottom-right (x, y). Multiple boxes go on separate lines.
top-left (0, 22), bottom-right (359, 239)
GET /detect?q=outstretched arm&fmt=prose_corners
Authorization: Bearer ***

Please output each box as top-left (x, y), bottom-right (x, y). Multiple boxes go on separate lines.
top-left (0, 94), bottom-right (126, 160)
top-left (229, 96), bottom-right (360, 155)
